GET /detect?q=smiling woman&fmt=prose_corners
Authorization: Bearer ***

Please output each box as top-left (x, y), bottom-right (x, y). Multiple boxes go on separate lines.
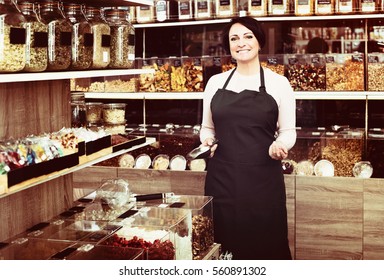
top-left (199, 16), bottom-right (296, 260)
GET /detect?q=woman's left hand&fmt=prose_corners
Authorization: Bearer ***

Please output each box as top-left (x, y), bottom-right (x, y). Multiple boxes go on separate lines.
top-left (269, 141), bottom-right (288, 160)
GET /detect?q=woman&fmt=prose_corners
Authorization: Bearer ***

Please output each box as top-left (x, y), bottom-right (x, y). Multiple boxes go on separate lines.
top-left (200, 17), bottom-right (296, 260)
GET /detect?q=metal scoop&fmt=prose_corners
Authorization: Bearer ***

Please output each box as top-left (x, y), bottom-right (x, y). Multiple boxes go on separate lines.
top-left (186, 139), bottom-right (219, 160)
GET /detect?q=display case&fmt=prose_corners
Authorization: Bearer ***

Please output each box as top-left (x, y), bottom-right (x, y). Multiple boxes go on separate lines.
top-left (286, 127), bottom-right (364, 177)
top-left (55, 243), bottom-right (145, 260)
top-left (135, 194), bottom-right (214, 259)
top-left (115, 206), bottom-right (193, 260)
top-left (0, 237), bottom-right (77, 260)
top-left (102, 224), bottom-right (176, 260)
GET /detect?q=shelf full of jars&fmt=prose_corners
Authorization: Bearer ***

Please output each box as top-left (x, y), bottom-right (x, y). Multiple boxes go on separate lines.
top-left (0, 177), bottom-right (219, 260)
top-left (0, 0), bottom-right (138, 74)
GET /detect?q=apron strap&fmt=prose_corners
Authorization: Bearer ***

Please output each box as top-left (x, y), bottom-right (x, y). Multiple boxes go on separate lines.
top-left (222, 66), bottom-right (267, 93)
top-left (222, 68), bottom-right (236, 89)
top-left (259, 66), bottom-right (266, 94)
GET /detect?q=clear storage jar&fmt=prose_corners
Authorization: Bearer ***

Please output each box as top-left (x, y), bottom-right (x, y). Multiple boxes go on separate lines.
top-left (102, 103), bottom-right (126, 124)
top-left (295, 0), bottom-right (314, 15)
top-left (367, 53), bottom-right (384, 91)
top-left (215, 0), bottom-right (237, 18)
top-left (64, 3), bottom-right (92, 70)
top-left (178, 0), bottom-right (193, 20)
top-left (135, 5), bottom-right (154, 23)
top-left (39, 0), bottom-right (72, 71)
top-left (325, 53), bottom-right (364, 91)
top-left (154, 0), bottom-right (178, 22)
top-left (248, 0), bottom-right (268, 16)
top-left (85, 6), bottom-right (110, 69)
top-left (194, 0), bottom-right (214, 20)
top-left (314, 0), bottom-right (335, 15)
top-left (335, 0), bottom-right (356, 14)
top-left (268, 0), bottom-right (290, 15)
top-left (285, 54), bottom-right (326, 91)
top-left (70, 91), bottom-right (86, 128)
top-left (19, 1), bottom-right (48, 72)
top-left (0, 0), bottom-right (26, 73)
top-left (104, 8), bottom-right (135, 69)
top-left (359, 0), bottom-right (376, 13)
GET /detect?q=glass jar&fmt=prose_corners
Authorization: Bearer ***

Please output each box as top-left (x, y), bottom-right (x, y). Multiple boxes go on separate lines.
top-left (85, 6), bottom-right (110, 69)
top-left (155, 0), bottom-right (177, 22)
top-left (70, 91), bottom-right (86, 128)
top-left (0, 0), bottom-right (26, 73)
top-left (135, 5), bottom-right (154, 23)
top-left (104, 8), bottom-right (135, 69)
top-left (248, 0), bottom-right (268, 16)
top-left (359, 0), bottom-right (376, 13)
top-left (178, 0), bottom-right (193, 21)
top-left (215, 0), bottom-right (237, 18)
top-left (268, 0), bottom-right (290, 15)
top-left (314, 0), bottom-right (335, 15)
top-left (63, 3), bottom-right (92, 70)
top-left (194, 0), bottom-right (213, 20)
top-left (295, 0), bottom-right (314, 15)
top-left (85, 102), bottom-right (103, 125)
top-left (39, 0), bottom-right (72, 71)
top-left (19, 1), bottom-right (48, 72)
top-left (335, 0), bottom-right (355, 14)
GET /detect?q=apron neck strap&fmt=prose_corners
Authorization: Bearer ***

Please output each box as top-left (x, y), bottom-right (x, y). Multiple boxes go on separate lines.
top-left (222, 65), bottom-right (267, 93)
top-left (259, 66), bottom-right (266, 93)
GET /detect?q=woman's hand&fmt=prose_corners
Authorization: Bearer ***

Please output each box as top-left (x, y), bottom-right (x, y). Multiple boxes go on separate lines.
top-left (202, 138), bottom-right (218, 158)
top-left (269, 141), bottom-right (288, 160)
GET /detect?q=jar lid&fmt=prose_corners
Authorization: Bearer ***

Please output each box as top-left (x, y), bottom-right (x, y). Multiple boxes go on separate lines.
top-left (169, 155), bottom-right (187, 171)
top-left (134, 154), bottom-right (151, 169)
top-left (314, 160), bottom-right (334, 177)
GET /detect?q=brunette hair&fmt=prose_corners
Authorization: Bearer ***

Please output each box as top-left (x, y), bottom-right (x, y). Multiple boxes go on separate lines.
top-left (222, 17), bottom-right (266, 54)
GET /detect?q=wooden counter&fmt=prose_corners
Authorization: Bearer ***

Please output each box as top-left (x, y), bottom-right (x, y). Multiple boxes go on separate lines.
top-left (73, 167), bottom-right (384, 260)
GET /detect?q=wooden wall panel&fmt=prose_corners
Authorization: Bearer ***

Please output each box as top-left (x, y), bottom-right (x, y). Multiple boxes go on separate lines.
top-left (0, 79), bottom-right (72, 242)
top-left (0, 80), bottom-right (70, 139)
top-left (363, 178), bottom-right (384, 260)
top-left (295, 176), bottom-right (363, 260)
top-left (0, 175), bottom-right (73, 242)
top-left (284, 175), bottom-right (296, 259)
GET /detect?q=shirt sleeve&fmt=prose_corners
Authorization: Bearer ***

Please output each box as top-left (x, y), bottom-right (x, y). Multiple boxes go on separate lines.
top-left (274, 75), bottom-right (297, 151)
top-left (199, 74), bottom-right (222, 143)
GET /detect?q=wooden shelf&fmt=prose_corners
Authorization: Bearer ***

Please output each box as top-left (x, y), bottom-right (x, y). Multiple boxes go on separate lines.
top-left (85, 92), bottom-right (204, 100)
top-left (1, 69), bottom-right (154, 84)
top-left (134, 13), bottom-right (384, 29)
top-left (84, 91), bottom-right (384, 100)
top-left (0, 137), bottom-right (156, 198)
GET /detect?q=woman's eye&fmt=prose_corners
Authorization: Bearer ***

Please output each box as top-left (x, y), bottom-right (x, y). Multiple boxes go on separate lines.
top-left (230, 37), bottom-right (238, 42)
top-left (245, 35), bottom-right (254, 40)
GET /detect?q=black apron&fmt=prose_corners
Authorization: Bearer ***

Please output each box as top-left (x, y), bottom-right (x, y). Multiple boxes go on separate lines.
top-left (204, 67), bottom-right (292, 260)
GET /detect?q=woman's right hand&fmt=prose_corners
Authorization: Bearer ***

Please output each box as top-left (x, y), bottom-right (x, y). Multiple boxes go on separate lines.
top-left (202, 138), bottom-right (218, 158)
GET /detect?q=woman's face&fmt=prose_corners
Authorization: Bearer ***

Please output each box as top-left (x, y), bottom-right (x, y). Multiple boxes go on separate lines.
top-left (228, 23), bottom-right (260, 64)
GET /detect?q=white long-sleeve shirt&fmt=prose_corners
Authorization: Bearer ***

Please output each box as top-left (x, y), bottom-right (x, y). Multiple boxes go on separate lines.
top-left (200, 67), bottom-right (297, 150)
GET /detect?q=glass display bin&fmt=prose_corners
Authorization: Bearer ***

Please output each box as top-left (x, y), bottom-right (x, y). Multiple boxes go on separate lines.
top-left (287, 127), bottom-right (325, 166)
top-left (53, 243), bottom-right (145, 260)
top-left (24, 218), bottom-right (122, 244)
top-left (136, 194), bottom-right (214, 260)
top-left (321, 128), bottom-right (364, 177)
top-left (70, 74), bottom-right (138, 92)
top-left (287, 127), bottom-right (364, 177)
top-left (366, 128), bottom-right (384, 178)
top-left (102, 224), bottom-right (175, 260)
top-left (115, 206), bottom-right (192, 260)
top-left (0, 237), bottom-right (76, 260)
top-left (285, 54), bottom-right (326, 91)
top-left (94, 123), bottom-right (201, 169)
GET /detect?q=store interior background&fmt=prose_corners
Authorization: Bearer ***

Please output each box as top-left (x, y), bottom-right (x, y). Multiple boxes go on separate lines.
top-left (87, 19), bottom-right (384, 129)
